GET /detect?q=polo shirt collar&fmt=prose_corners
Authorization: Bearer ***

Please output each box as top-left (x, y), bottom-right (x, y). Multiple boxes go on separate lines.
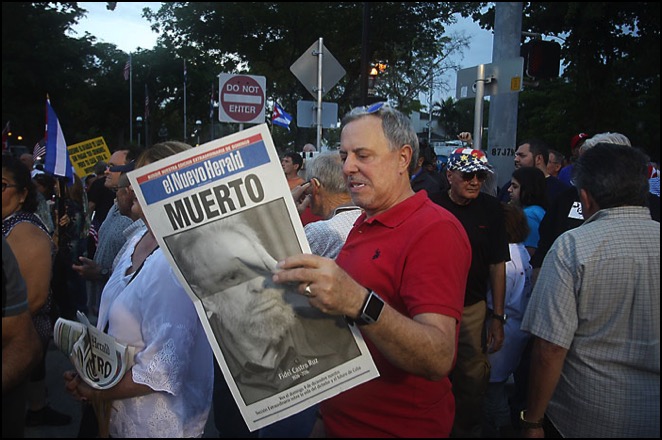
top-left (361, 191), bottom-right (427, 229)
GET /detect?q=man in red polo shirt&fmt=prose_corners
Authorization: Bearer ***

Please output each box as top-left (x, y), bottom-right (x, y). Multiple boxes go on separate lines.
top-left (273, 103), bottom-right (471, 437)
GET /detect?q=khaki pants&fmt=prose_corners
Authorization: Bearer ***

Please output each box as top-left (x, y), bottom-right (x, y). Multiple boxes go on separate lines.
top-left (450, 300), bottom-right (490, 438)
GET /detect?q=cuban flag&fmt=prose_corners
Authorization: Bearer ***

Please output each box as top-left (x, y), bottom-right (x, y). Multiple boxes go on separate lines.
top-left (44, 98), bottom-right (74, 182)
top-left (272, 103), bottom-right (293, 130)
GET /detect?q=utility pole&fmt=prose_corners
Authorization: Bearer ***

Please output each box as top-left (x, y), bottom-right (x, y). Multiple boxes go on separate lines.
top-left (487, 2), bottom-right (523, 190)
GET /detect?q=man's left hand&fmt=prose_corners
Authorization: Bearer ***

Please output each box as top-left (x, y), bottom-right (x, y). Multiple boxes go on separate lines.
top-left (273, 254), bottom-right (366, 318)
top-left (486, 319), bottom-right (505, 353)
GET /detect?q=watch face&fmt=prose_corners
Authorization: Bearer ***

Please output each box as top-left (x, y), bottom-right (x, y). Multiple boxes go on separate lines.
top-left (493, 313), bottom-right (507, 323)
top-left (362, 292), bottom-right (385, 323)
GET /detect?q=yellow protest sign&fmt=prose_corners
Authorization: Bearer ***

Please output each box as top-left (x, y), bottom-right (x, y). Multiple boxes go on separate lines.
top-left (67, 137), bottom-right (110, 177)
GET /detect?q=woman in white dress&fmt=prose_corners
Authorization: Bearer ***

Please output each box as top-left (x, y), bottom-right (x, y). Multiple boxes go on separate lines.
top-left (64, 142), bottom-right (213, 438)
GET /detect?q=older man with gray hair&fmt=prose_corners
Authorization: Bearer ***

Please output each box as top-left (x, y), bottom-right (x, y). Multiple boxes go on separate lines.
top-left (273, 102), bottom-right (471, 437)
top-left (511, 133), bottom-right (661, 432)
top-left (521, 142), bottom-right (660, 438)
top-left (301, 151), bottom-right (362, 258)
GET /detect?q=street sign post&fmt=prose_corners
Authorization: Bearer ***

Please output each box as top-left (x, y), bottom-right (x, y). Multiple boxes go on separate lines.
top-left (455, 57), bottom-right (524, 155)
top-left (218, 74), bottom-right (266, 124)
top-left (296, 101), bottom-right (338, 128)
top-left (291, 38), bottom-right (345, 148)
top-left (456, 57), bottom-right (524, 100)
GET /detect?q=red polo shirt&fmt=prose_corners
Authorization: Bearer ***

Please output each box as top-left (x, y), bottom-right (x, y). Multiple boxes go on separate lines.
top-left (322, 191), bottom-right (471, 437)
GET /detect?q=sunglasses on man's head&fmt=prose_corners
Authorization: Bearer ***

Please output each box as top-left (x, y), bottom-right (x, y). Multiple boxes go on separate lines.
top-left (351, 101), bottom-right (390, 115)
top-left (365, 101), bottom-right (388, 113)
top-left (460, 171), bottom-right (489, 182)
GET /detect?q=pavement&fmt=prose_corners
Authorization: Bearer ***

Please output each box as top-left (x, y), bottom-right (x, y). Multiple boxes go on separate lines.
top-left (24, 340), bottom-right (218, 438)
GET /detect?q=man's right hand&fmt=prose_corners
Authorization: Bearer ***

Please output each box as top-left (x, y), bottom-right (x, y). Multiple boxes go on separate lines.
top-left (72, 256), bottom-right (102, 281)
top-left (457, 132), bottom-right (473, 145)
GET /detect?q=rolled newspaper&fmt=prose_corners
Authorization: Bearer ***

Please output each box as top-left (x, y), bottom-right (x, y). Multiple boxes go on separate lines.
top-left (53, 311), bottom-right (135, 390)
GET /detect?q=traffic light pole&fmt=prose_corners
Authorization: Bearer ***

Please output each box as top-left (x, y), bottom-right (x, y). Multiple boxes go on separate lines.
top-left (486, 2), bottom-right (523, 190)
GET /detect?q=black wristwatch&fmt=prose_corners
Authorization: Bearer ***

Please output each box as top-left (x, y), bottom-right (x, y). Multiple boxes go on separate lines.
top-left (346, 290), bottom-right (385, 326)
top-left (491, 311), bottom-right (507, 324)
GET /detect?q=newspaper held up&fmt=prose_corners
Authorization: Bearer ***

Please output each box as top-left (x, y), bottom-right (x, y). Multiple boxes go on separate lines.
top-left (127, 124), bottom-right (379, 432)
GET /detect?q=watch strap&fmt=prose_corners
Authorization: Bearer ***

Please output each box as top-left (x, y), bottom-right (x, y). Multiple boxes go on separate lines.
top-left (345, 290), bottom-right (384, 326)
top-left (345, 314), bottom-right (370, 326)
top-left (519, 410), bottom-right (544, 429)
top-left (491, 310), bottom-right (507, 323)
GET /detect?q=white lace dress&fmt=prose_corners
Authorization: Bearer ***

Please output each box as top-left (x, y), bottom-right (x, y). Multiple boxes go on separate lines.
top-left (97, 234), bottom-right (213, 438)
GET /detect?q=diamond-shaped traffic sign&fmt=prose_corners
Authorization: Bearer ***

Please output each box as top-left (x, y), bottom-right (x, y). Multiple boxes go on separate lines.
top-left (290, 40), bottom-right (346, 99)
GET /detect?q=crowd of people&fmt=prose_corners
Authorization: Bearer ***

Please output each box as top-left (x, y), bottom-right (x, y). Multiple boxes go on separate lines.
top-left (2, 101), bottom-right (659, 439)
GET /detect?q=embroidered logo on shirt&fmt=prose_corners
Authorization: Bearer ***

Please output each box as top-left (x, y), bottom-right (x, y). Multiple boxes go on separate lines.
top-left (372, 249), bottom-right (381, 260)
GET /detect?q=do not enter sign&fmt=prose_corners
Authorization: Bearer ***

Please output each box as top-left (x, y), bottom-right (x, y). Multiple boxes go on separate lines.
top-left (218, 74), bottom-right (266, 124)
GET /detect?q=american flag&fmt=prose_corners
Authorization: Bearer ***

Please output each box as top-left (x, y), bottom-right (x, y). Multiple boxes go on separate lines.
top-left (145, 86), bottom-right (150, 119)
top-left (123, 59), bottom-right (130, 81)
top-left (33, 139), bottom-right (46, 161)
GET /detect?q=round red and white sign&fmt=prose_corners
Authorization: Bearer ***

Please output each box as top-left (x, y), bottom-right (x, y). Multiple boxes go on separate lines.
top-left (219, 74), bottom-right (266, 124)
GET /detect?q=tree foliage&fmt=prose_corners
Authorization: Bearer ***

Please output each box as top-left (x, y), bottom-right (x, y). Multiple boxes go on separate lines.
top-left (469, 2), bottom-right (660, 158)
top-left (145, 2), bottom-right (473, 146)
top-left (432, 97), bottom-right (484, 141)
top-left (2, 2), bottom-right (659, 162)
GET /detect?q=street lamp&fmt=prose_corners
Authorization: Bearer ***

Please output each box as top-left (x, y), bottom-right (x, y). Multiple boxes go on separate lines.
top-left (135, 116), bottom-right (143, 146)
top-left (195, 119), bottom-right (202, 146)
top-left (367, 66), bottom-right (379, 96)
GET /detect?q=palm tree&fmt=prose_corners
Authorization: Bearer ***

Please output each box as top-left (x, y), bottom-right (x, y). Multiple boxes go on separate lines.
top-left (432, 97), bottom-right (460, 138)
